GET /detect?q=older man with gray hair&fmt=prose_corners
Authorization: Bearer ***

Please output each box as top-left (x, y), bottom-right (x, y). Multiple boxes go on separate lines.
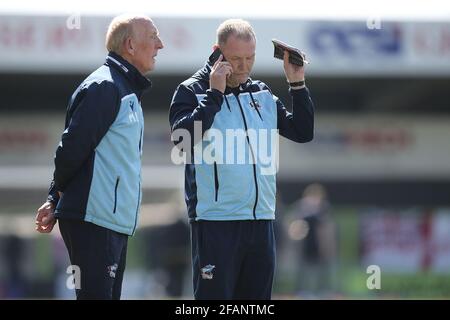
top-left (35, 14), bottom-right (163, 299)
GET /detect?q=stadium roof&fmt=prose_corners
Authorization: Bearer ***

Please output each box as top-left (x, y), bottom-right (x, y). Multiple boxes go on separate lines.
top-left (1, 0), bottom-right (450, 21)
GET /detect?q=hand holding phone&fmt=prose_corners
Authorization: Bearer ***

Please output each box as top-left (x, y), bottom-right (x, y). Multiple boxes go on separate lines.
top-left (209, 48), bottom-right (233, 93)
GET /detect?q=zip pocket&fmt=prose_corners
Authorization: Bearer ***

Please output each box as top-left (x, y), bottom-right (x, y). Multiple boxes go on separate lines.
top-left (213, 162), bottom-right (219, 202)
top-left (113, 176), bottom-right (120, 213)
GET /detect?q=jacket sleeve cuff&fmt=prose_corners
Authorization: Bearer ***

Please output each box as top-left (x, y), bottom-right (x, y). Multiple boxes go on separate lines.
top-left (206, 88), bottom-right (224, 109)
top-left (289, 86), bottom-right (308, 96)
top-left (47, 180), bottom-right (60, 205)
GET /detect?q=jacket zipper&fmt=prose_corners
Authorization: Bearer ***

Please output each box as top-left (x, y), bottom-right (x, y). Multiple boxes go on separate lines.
top-left (234, 95), bottom-right (258, 220)
top-left (133, 118), bottom-right (143, 233)
top-left (224, 95), bottom-right (232, 112)
top-left (113, 176), bottom-right (120, 213)
top-left (213, 161), bottom-right (219, 201)
top-left (132, 179), bottom-right (141, 235)
top-left (139, 128), bottom-right (143, 153)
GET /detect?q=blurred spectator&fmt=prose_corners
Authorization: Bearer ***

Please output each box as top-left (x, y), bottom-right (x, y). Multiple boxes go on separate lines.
top-left (3, 235), bottom-right (26, 298)
top-left (144, 219), bottom-right (190, 297)
top-left (274, 191), bottom-right (288, 262)
top-left (141, 193), bottom-right (190, 298)
top-left (287, 183), bottom-right (337, 297)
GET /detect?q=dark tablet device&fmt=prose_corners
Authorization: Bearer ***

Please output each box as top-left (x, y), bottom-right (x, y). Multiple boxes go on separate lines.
top-left (272, 39), bottom-right (309, 66)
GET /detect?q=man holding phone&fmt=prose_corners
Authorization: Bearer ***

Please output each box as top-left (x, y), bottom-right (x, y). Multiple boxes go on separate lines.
top-left (169, 18), bottom-right (314, 299)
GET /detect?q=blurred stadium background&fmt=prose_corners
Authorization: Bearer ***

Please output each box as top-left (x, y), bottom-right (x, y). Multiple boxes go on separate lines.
top-left (1, 0), bottom-right (450, 299)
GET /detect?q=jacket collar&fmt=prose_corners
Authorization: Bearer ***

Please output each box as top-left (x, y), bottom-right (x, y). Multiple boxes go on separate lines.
top-left (224, 79), bottom-right (253, 95)
top-left (105, 51), bottom-right (152, 97)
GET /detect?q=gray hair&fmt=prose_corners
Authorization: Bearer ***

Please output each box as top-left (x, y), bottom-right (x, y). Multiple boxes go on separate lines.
top-left (105, 14), bottom-right (152, 54)
top-left (216, 18), bottom-right (256, 46)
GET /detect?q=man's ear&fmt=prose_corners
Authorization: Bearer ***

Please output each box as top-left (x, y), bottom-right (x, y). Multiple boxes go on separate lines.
top-left (124, 37), bottom-right (135, 56)
top-left (212, 44), bottom-right (219, 51)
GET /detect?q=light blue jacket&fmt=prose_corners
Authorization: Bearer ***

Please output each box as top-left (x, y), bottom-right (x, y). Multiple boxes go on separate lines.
top-left (169, 53), bottom-right (314, 222)
top-left (48, 52), bottom-right (151, 235)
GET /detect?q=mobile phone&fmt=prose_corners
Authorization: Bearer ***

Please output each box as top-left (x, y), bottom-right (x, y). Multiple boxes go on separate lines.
top-left (272, 39), bottom-right (308, 66)
top-left (210, 47), bottom-right (227, 64)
